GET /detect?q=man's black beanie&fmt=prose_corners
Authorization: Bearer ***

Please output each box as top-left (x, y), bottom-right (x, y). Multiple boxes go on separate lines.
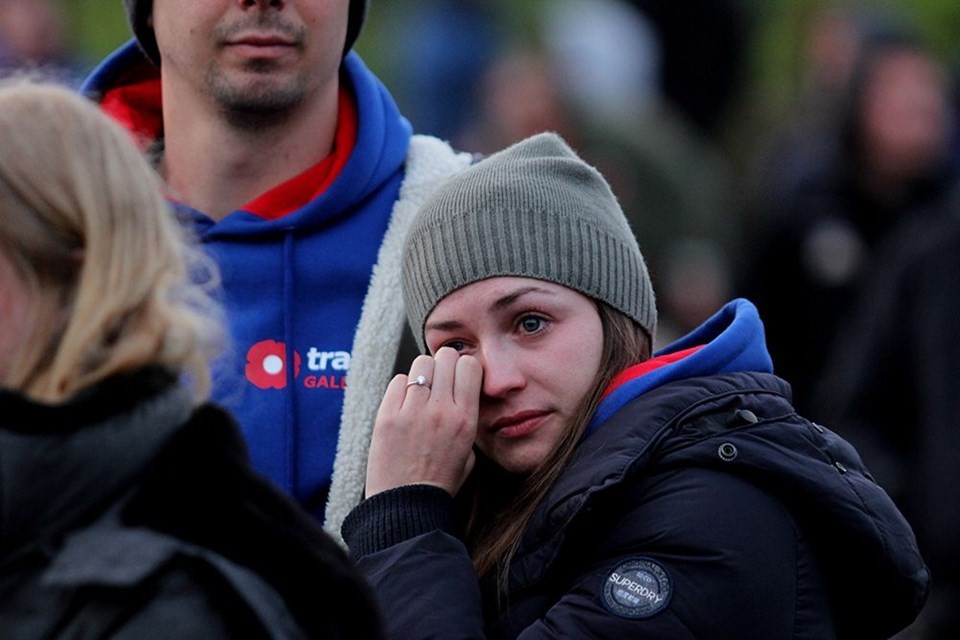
top-left (122, 0), bottom-right (370, 66)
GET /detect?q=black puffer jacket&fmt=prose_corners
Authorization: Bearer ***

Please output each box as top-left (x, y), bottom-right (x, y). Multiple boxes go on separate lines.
top-left (344, 371), bottom-right (928, 639)
top-left (0, 369), bottom-right (383, 640)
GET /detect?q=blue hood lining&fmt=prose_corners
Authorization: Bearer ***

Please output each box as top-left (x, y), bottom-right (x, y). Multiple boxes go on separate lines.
top-left (587, 299), bottom-right (773, 434)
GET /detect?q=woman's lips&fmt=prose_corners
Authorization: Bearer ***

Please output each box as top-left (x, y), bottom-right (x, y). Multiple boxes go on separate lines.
top-left (490, 410), bottom-right (551, 439)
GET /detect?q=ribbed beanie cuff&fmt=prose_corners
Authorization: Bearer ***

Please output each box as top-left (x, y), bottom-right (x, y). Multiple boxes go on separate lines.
top-left (403, 132), bottom-right (656, 351)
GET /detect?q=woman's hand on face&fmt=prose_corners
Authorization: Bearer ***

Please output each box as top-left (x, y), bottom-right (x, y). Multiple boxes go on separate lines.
top-left (365, 347), bottom-right (483, 498)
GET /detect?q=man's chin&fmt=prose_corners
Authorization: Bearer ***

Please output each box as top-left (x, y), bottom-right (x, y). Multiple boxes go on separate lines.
top-left (213, 82), bottom-right (305, 128)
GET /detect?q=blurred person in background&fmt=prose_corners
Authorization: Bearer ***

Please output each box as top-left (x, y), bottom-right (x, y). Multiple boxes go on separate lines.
top-left (737, 26), bottom-right (959, 413)
top-left (747, 4), bottom-right (877, 215)
top-left (0, 0), bottom-right (84, 84)
top-left (0, 81), bottom-right (382, 639)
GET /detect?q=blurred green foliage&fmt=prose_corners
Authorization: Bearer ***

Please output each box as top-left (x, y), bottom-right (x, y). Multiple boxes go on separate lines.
top-left (65, 0), bottom-right (130, 61)
top-left (740, 0), bottom-right (960, 114)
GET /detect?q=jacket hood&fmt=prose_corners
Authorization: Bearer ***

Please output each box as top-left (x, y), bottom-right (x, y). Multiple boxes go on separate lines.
top-left (0, 370), bottom-right (190, 559)
top-left (588, 298), bottom-right (773, 432)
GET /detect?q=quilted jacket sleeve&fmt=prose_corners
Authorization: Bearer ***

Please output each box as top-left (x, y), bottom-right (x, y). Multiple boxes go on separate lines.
top-left (342, 485), bottom-right (485, 639)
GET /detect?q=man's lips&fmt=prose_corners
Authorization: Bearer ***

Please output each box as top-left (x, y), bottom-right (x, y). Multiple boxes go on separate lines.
top-left (489, 410), bottom-right (551, 438)
top-left (231, 34), bottom-right (295, 46)
top-left (225, 34), bottom-right (298, 54)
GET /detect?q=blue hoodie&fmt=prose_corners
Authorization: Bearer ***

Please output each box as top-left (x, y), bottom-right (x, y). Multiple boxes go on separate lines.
top-left (82, 41), bottom-right (413, 515)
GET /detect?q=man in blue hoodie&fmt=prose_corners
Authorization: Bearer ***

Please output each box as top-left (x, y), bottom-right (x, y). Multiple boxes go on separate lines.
top-left (81, 1), bottom-right (473, 539)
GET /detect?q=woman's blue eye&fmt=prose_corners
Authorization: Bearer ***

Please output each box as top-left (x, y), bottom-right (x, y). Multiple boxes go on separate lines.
top-left (444, 340), bottom-right (466, 352)
top-left (520, 316), bottom-right (544, 333)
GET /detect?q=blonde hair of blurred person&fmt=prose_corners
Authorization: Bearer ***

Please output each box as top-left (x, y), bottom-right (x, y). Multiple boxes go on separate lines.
top-left (0, 80), bottom-right (221, 404)
top-left (0, 80), bottom-right (388, 640)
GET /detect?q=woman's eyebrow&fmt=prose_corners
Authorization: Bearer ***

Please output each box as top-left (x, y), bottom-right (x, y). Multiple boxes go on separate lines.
top-left (425, 286), bottom-right (556, 334)
top-left (424, 318), bottom-right (463, 333)
top-left (491, 286), bottom-right (554, 311)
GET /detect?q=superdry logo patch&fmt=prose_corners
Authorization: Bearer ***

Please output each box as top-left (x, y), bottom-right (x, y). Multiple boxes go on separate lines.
top-left (601, 558), bottom-right (672, 619)
top-left (244, 340), bottom-right (349, 390)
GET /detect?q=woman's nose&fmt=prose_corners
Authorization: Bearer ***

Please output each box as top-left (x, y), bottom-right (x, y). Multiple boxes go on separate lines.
top-left (478, 346), bottom-right (526, 398)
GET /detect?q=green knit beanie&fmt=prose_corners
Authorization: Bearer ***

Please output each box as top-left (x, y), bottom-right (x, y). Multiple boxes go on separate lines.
top-left (403, 131), bottom-right (656, 351)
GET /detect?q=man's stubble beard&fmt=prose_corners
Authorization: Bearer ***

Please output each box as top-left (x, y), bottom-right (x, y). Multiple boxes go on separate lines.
top-left (206, 61), bottom-right (309, 131)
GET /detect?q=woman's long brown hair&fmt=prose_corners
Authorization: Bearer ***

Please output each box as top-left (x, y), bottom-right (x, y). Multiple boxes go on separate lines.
top-left (464, 301), bottom-right (652, 594)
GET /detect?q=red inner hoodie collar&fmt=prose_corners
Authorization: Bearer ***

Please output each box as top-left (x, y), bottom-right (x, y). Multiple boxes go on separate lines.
top-left (242, 88), bottom-right (358, 220)
top-left (100, 60), bottom-right (164, 151)
top-left (100, 67), bottom-right (359, 221)
top-left (601, 346), bottom-right (703, 399)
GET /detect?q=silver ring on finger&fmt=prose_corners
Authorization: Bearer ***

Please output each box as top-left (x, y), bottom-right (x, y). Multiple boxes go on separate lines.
top-left (405, 375), bottom-right (431, 390)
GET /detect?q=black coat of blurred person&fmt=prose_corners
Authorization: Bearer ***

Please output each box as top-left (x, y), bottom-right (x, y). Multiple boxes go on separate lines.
top-left (0, 81), bottom-right (382, 640)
